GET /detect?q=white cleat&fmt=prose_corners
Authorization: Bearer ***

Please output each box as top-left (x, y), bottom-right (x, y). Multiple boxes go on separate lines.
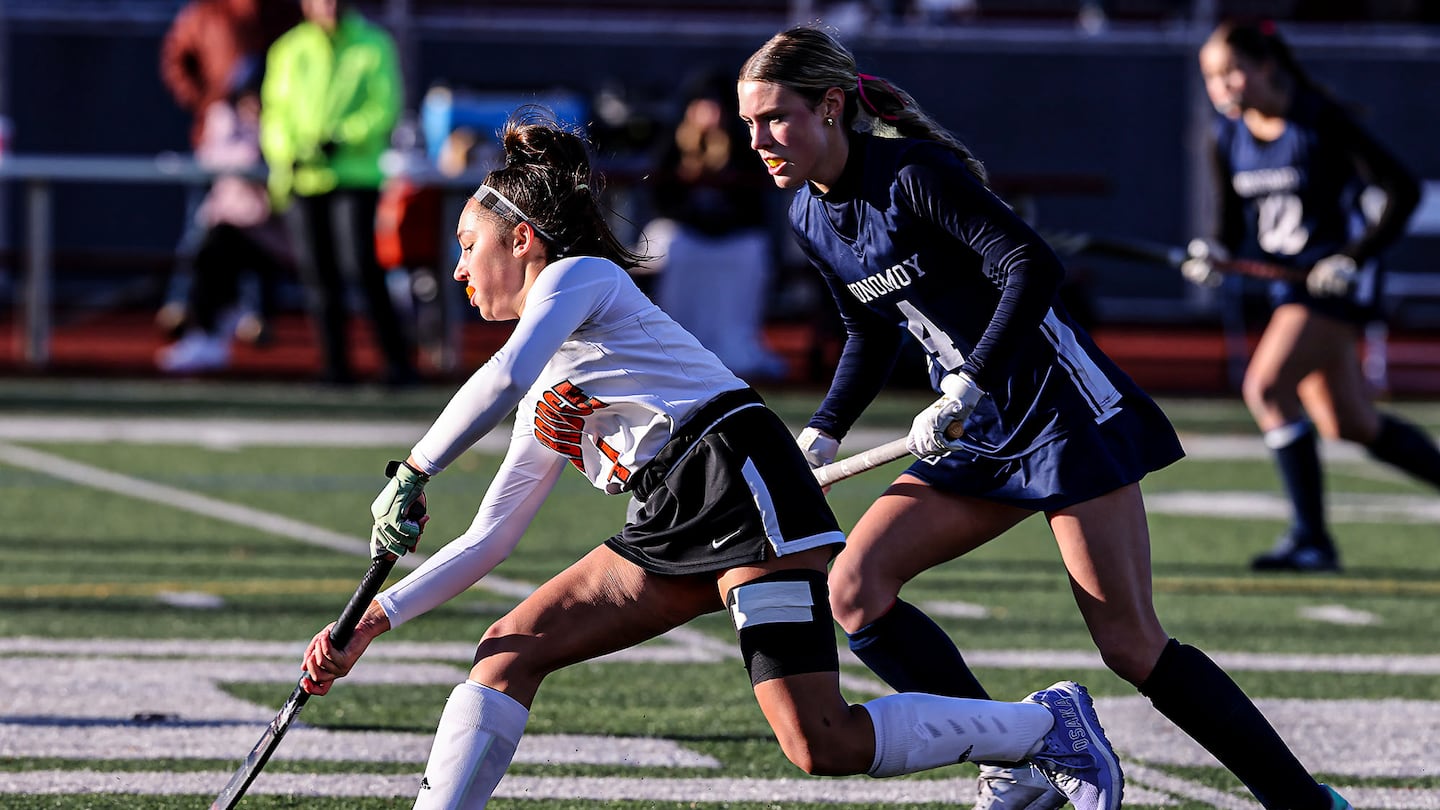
top-left (975, 763), bottom-right (1068, 810)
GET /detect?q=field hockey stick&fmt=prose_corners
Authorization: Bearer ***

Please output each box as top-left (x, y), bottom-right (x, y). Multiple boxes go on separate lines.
top-left (210, 552), bottom-right (397, 809)
top-left (812, 423), bottom-right (962, 488)
top-left (1044, 230), bottom-right (1306, 284)
top-left (813, 437), bottom-right (909, 487)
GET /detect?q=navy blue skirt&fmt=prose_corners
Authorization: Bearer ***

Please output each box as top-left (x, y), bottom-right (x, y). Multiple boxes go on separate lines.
top-left (904, 393), bottom-right (1185, 512)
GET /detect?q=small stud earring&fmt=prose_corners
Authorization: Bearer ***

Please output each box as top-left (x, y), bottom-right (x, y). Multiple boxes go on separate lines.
top-left (825, 117), bottom-right (834, 127)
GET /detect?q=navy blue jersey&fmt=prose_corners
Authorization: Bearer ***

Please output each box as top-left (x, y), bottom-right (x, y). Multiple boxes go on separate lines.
top-left (1212, 87), bottom-right (1419, 320)
top-left (792, 134), bottom-right (1164, 462)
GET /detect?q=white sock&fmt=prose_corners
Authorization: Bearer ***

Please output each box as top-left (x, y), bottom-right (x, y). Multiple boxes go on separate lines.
top-left (413, 680), bottom-right (529, 809)
top-left (865, 694), bottom-right (1053, 777)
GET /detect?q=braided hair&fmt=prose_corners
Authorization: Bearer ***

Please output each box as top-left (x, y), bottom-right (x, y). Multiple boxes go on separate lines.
top-left (480, 105), bottom-right (648, 270)
top-left (739, 25), bottom-right (988, 185)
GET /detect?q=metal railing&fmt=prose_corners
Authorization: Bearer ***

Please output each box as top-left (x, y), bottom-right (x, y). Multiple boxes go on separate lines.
top-left (0, 153), bottom-right (502, 368)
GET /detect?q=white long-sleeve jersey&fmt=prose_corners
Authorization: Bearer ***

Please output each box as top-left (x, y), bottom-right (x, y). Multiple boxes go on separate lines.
top-left (378, 256), bottom-right (747, 627)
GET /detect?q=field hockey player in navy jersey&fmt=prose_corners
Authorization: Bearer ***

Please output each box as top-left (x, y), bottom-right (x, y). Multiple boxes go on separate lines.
top-left (737, 25), bottom-right (1352, 810)
top-left (297, 108), bottom-right (1122, 810)
top-left (1188, 19), bottom-right (1439, 573)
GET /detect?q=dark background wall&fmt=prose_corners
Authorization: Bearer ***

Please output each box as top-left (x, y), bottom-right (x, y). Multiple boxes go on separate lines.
top-left (3, 9), bottom-right (1438, 325)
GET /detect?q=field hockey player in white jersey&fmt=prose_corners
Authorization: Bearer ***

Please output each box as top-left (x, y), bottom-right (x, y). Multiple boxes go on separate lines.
top-left (297, 107), bottom-right (1122, 810)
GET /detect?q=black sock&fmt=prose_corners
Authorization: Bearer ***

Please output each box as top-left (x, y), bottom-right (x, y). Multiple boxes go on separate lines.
top-left (1269, 423), bottom-right (1331, 547)
top-left (1368, 414), bottom-right (1440, 489)
top-left (846, 599), bottom-right (989, 699)
top-left (1140, 639), bottom-right (1329, 810)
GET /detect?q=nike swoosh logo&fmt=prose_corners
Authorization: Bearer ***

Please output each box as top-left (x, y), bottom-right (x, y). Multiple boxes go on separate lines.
top-left (712, 528), bottom-right (745, 549)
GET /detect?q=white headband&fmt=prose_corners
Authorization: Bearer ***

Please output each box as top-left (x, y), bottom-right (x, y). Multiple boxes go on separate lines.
top-left (472, 184), bottom-right (558, 244)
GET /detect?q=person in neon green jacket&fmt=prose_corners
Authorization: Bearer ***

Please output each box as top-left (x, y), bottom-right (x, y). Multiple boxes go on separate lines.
top-left (261, 0), bottom-right (399, 207)
top-left (259, 0), bottom-right (416, 386)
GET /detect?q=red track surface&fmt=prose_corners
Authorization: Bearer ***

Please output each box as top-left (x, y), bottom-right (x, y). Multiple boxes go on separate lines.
top-left (3, 309), bottom-right (1438, 396)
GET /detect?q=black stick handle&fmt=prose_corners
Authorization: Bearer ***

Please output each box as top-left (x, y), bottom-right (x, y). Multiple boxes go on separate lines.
top-left (328, 553), bottom-right (398, 649)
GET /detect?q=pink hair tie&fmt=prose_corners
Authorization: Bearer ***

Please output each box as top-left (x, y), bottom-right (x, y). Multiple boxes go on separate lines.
top-left (856, 73), bottom-right (901, 122)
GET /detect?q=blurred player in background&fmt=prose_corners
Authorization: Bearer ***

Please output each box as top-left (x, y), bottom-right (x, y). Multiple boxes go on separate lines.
top-left (298, 109), bottom-right (1123, 810)
top-left (1185, 19), bottom-right (1439, 572)
top-left (738, 25), bottom-right (1351, 810)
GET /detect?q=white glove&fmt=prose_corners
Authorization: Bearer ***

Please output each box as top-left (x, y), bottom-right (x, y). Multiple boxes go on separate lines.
top-left (906, 372), bottom-right (984, 460)
top-left (796, 427), bottom-right (839, 469)
top-left (1307, 254), bottom-right (1357, 297)
top-left (1181, 238), bottom-right (1227, 288)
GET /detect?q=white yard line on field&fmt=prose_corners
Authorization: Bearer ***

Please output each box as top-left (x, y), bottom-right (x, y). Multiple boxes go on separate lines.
top-left (1147, 490), bottom-right (1440, 523)
top-left (0, 441), bottom-right (538, 600)
top-left (5, 641), bottom-right (1440, 806)
top-left (0, 417), bottom-right (472, 451)
top-left (9, 637), bottom-right (1440, 676)
top-left (0, 415), bottom-right (1323, 460)
top-left (0, 769), bottom-right (1188, 805)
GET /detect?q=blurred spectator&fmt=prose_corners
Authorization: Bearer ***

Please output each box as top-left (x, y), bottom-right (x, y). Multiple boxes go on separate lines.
top-left (159, 0), bottom-right (301, 149)
top-left (156, 0), bottom-right (300, 340)
top-left (261, 0), bottom-right (417, 386)
top-left (646, 69), bottom-right (788, 381)
top-left (157, 67), bottom-right (293, 374)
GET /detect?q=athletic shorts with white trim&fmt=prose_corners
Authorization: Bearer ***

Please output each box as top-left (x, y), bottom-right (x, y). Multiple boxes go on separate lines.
top-left (605, 404), bottom-right (845, 576)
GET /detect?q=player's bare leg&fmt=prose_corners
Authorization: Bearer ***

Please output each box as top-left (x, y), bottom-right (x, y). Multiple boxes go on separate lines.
top-left (1049, 483), bottom-right (1333, 808)
top-left (1243, 304), bottom-right (1343, 570)
top-left (415, 545), bottom-right (719, 809)
top-left (1294, 317), bottom-right (1377, 443)
top-left (1300, 320), bottom-right (1440, 491)
top-left (1244, 304), bottom-right (1330, 432)
top-left (829, 478), bottom-right (1028, 634)
top-left (467, 545), bottom-right (719, 704)
top-left (1046, 484), bottom-right (1168, 682)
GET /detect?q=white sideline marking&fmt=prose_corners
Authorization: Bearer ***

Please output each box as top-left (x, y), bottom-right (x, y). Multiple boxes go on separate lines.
top-left (1177, 433), bottom-right (1369, 462)
top-left (0, 417), bottom-right (1369, 464)
top-left (8, 642), bottom-right (1440, 780)
top-left (1299, 604), bottom-right (1380, 626)
top-left (155, 590), bottom-right (226, 609)
top-left (1126, 764), bottom-right (1258, 809)
top-left (0, 441), bottom-right (538, 600)
top-left (1094, 695), bottom-right (1440, 779)
top-left (1147, 490), bottom-right (1440, 524)
top-left (0, 770), bottom-right (1186, 805)
top-left (0, 417), bottom-right (493, 450)
top-left (10, 638), bottom-right (1440, 676)
top-left (920, 599), bottom-right (991, 619)
top-left (0, 653), bottom-right (717, 768)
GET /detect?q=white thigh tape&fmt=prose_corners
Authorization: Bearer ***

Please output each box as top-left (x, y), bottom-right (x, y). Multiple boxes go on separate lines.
top-left (728, 580), bottom-right (814, 630)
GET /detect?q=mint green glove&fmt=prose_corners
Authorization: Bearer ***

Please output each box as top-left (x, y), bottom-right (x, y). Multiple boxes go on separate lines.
top-left (370, 460), bottom-right (430, 559)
